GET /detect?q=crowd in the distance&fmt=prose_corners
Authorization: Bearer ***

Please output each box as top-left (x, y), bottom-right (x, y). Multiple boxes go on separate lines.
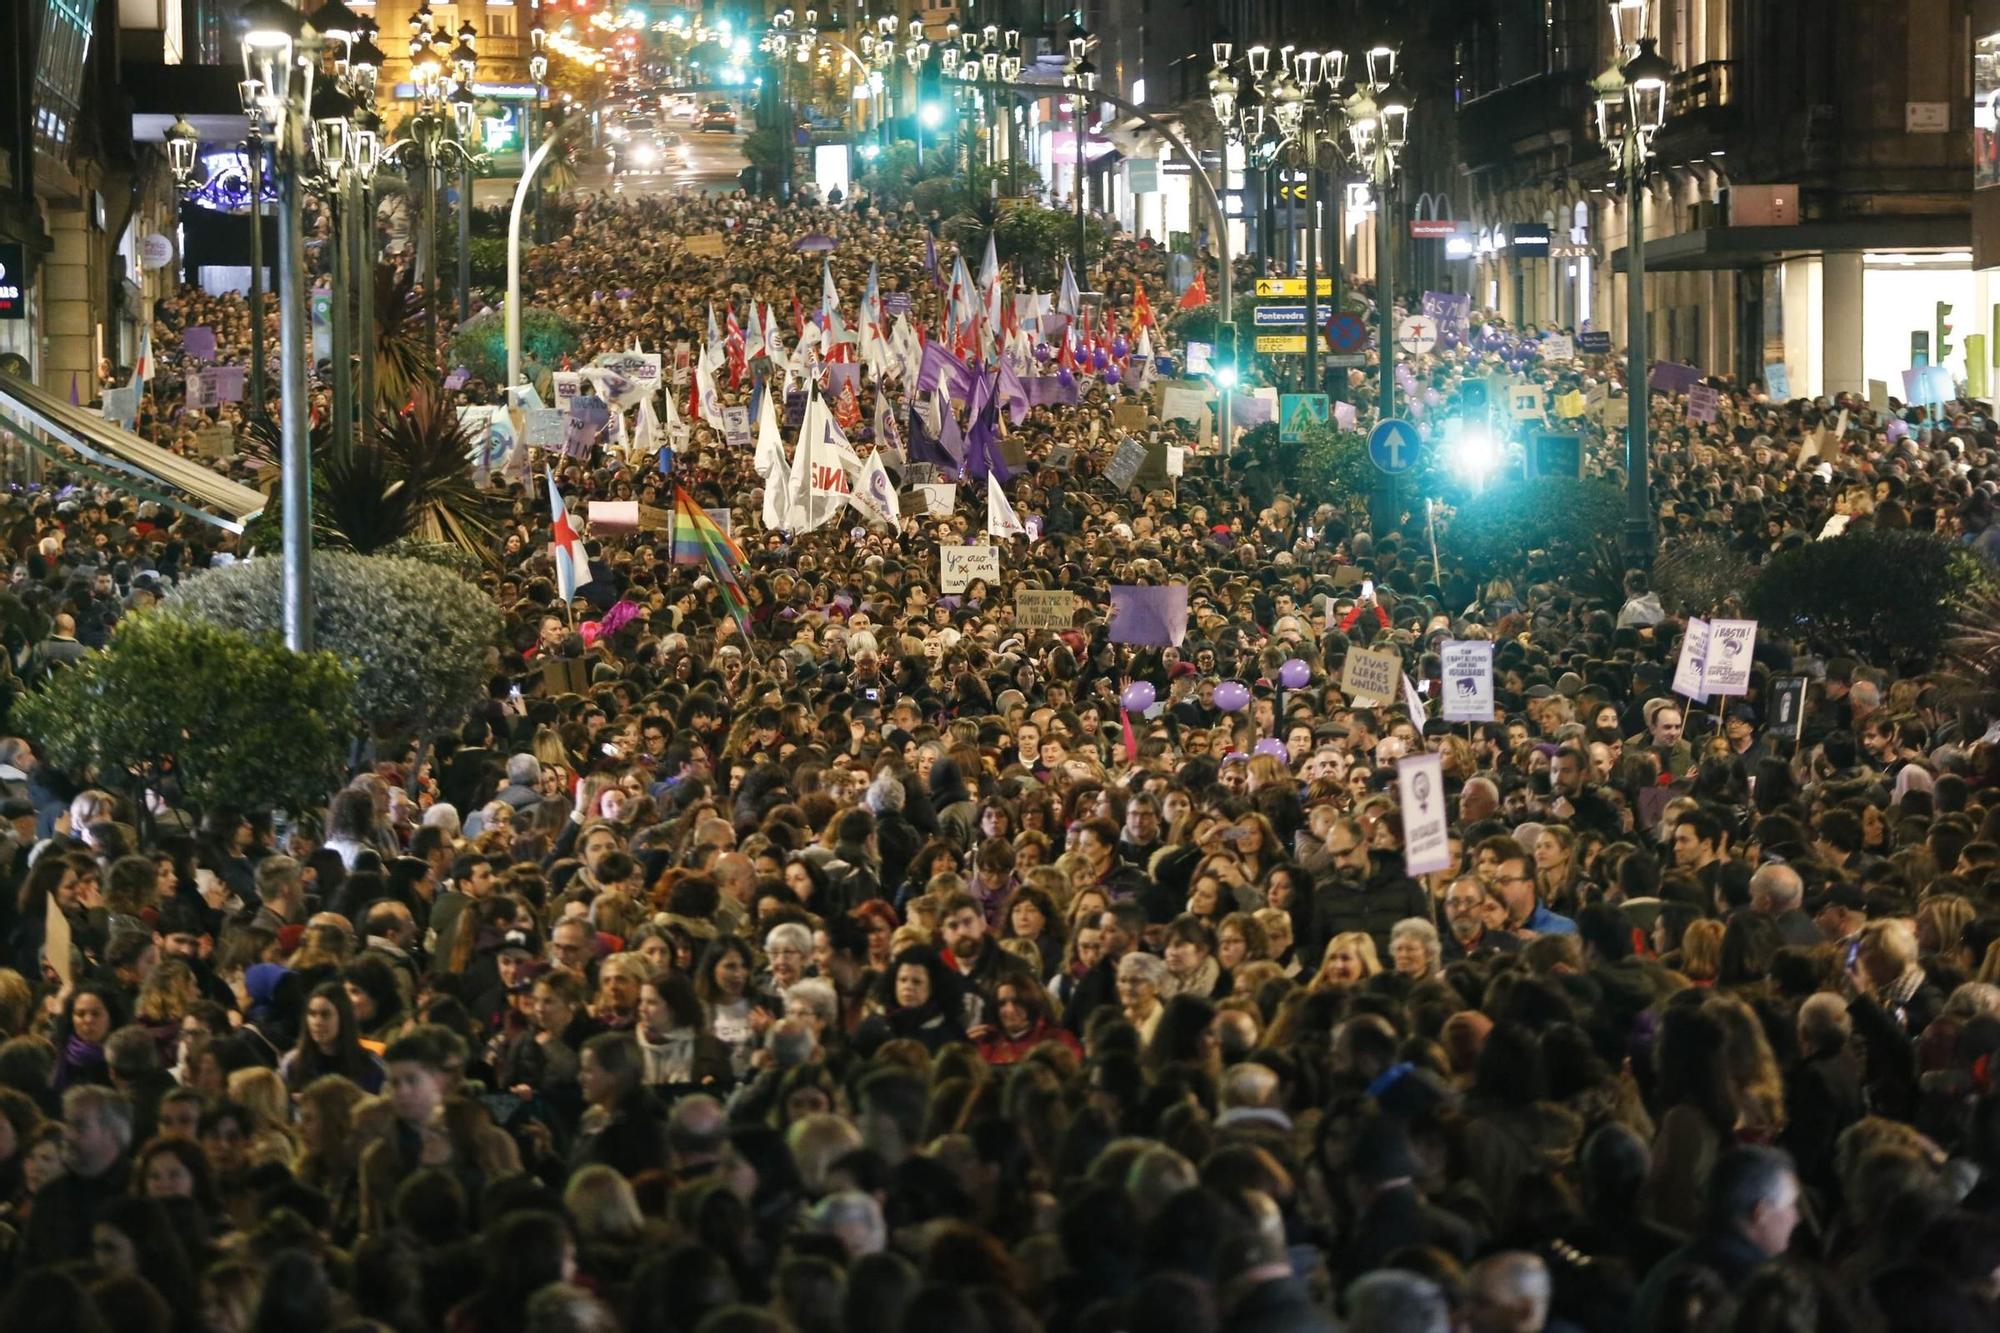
top-left (6, 166), bottom-right (2000, 1333)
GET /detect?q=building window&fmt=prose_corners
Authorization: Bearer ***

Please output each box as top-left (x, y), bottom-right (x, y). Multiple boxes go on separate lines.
top-left (34, 0), bottom-right (94, 153)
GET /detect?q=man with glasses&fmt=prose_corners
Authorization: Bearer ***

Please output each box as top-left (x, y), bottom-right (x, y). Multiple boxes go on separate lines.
top-left (1442, 876), bottom-right (1521, 961)
top-left (1492, 847), bottom-right (1576, 938)
top-left (1307, 812), bottom-right (1428, 964)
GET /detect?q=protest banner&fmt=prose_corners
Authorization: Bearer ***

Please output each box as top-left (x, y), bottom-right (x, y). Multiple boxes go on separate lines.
top-left (1104, 439), bottom-right (1148, 491)
top-left (1014, 589), bottom-right (1074, 630)
top-left (1398, 752), bottom-right (1452, 876)
top-left (1438, 640), bottom-right (1496, 722)
top-left (1703, 619), bottom-right (1758, 696)
top-left (1341, 645), bottom-right (1402, 705)
top-left (940, 544), bottom-right (1000, 593)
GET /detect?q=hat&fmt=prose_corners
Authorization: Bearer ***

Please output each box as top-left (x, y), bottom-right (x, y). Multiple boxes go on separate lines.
top-left (1807, 882), bottom-right (1867, 914)
top-left (1169, 661), bottom-right (1198, 681)
top-left (1728, 704), bottom-right (1758, 723)
top-left (0, 798), bottom-right (34, 820)
top-left (499, 929), bottom-right (536, 957)
top-left (1555, 672), bottom-right (1583, 697)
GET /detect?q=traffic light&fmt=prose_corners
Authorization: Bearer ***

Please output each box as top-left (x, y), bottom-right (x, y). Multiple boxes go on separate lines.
top-left (1938, 300), bottom-right (1956, 363)
top-left (1213, 324), bottom-right (1239, 388)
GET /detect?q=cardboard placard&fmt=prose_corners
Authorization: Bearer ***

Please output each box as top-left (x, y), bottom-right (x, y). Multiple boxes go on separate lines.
top-left (940, 544), bottom-right (1000, 593)
top-left (1104, 438), bottom-right (1148, 491)
top-left (1341, 645), bottom-right (1402, 705)
top-left (917, 483), bottom-right (956, 517)
top-left (1112, 402), bottom-right (1151, 433)
top-left (541, 656), bottom-right (592, 697)
top-left (1014, 589), bottom-right (1074, 630)
top-left (683, 232), bottom-right (728, 257)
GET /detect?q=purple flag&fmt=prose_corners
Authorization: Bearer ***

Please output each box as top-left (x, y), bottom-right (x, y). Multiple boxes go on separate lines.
top-left (906, 403), bottom-right (957, 471)
top-left (1109, 585), bottom-right (1190, 648)
top-left (1648, 362), bottom-right (1703, 396)
top-left (182, 325), bottom-right (217, 361)
top-left (565, 394), bottom-right (609, 458)
top-left (68, 373), bottom-right (79, 406)
top-left (917, 340), bottom-right (973, 399)
top-left (939, 403), bottom-right (967, 464)
top-left (1420, 292), bottom-right (1470, 350)
top-left (996, 357), bottom-right (1031, 426)
top-left (1026, 374), bottom-right (1080, 407)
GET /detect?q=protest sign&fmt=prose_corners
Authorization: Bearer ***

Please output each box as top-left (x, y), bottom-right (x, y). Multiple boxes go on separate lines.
top-left (940, 544), bottom-right (1000, 593)
top-left (1703, 619), bottom-right (1758, 696)
top-left (918, 483), bottom-right (956, 516)
top-left (194, 422), bottom-right (237, 459)
top-left (1686, 384), bottom-right (1721, 423)
top-left (524, 408), bottom-right (567, 448)
top-left (704, 507), bottom-right (733, 535)
top-left (1764, 363), bottom-right (1791, 399)
top-left (721, 405), bottom-right (753, 449)
top-left (211, 366), bottom-right (245, 402)
top-left (1104, 438), bottom-right (1148, 491)
top-left (1112, 402), bottom-right (1150, 433)
top-left (1438, 640), bottom-right (1496, 722)
top-left (1341, 645), bottom-right (1402, 705)
top-left (183, 326), bottom-right (217, 361)
top-left (1508, 383), bottom-right (1544, 420)
top-left (1868, 379), bottom-right (1889, 414)
top-left (1014, 589), bottom-right (1074, 630)
top-left (1159, 385), bottom-right (1210, 425)
top-left (1541, 334), bottom-right (1574, 362)
top-left (1397, 752), bottom-right (1453, 876)
top-left (683, 233), bottom-right (727, 257)
top-left (1673, 617), bottom-right (1711, 702)
top-left (1108, 585), bottom-right (1189, 647)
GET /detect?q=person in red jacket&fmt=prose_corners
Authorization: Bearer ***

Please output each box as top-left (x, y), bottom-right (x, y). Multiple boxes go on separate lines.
top-left (975, 975), bottom-right (1081, 1064)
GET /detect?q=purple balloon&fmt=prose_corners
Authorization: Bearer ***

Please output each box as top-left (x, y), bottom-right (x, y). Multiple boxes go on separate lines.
top-left (1279, 658), bottom-right (1311, 689)
top-left (1254, 738), bottom-right (1290, 761)
top-left (1121, 680), bottom-right (1156, 713)
top-left (1057, 367), bottom-right (1076, 389)
top-left (1034, 342), bottom-right (1054, 362)
top-left (1213, 680), bottom-right (1250, 712)
top-left (1091, 348), bottom-right (1109, 371)
top-left (1104, 365), bottom-right (1122, 385)
top-left (1111, 336), bottom-right (1129, 358)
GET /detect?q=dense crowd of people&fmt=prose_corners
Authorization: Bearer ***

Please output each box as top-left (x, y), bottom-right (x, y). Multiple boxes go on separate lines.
top-left (6, 161), bottom-right (2000, 1333)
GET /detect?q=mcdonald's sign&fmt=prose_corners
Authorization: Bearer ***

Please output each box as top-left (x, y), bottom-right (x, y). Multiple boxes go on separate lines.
top-left (1409, 192), bottom-right (1458, 239)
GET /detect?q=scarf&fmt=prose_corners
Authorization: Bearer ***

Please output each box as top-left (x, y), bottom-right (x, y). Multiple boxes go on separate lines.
top-left (1162, 953), bottom-right (1221, 999)
top-left (636, 1026), bottom-right (698, 1085)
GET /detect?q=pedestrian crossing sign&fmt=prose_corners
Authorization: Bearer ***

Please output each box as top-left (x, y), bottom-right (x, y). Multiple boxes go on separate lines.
top-left (1280, 392), bottom-right (1331, 443)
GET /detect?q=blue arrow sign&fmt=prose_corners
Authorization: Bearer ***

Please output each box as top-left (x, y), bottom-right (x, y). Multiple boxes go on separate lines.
top-left (1368, 417), bottom-right (1422, 475)
top-left (1253, 304), bottom-right (1309, 327)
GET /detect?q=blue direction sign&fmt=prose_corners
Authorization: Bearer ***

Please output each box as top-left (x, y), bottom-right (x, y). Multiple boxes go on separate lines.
top-left (1253, 304), bottom-right (1308, 327)
top-left (1324, 311), bottom-right (1368, 353)
top-left (1368, 417), bottom-right (1422, 474)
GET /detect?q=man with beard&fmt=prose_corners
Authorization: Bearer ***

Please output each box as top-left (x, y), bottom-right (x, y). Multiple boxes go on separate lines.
top-left (1440, 876), bottom-right (1522, 961)
top-left (1307, 814), bottom-right (1429, 963)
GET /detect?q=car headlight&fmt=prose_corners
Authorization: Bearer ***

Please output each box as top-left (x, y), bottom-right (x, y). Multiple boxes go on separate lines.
top-left (633, 145), bottom-right (657, 164)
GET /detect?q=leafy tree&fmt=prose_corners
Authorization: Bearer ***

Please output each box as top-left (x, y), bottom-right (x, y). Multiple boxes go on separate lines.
top-left (449, 308), bottom-right (580, 386)
top-left (1750, 529), bottom-right (1991, 671)
top-left (371, 261), bottom-right (433, 407)
top-left (1287, 421), bottom-right (1440, 513)
top-left (165, 552), bottom-right (501, 739)
top-left (1652, 536), bottom-right (1753, 618)
top-left (16, 614), bottom-right (356, 818)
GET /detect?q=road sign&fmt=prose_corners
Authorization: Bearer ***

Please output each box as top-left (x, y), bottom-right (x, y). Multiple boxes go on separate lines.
top-left (1368, 418), bottom-right (1421, 475)
top-left (1324, 312), bottom-right (1368, 354)
top-left (1396, 315), bottom-right (1438, 355)
top-left (1256, 278), bottom-right (1336, 298)
top-left (1254, 335), bottom-right (1308, 353)
top-left (1280, 393), bottom-right (1330, 443)
top-left (1253, 304), bottom-right (1309, 327)
top-left (1325, 353), bottom-right (1369, 367)
top-left (1577, 330), bottom-right (1613, 354)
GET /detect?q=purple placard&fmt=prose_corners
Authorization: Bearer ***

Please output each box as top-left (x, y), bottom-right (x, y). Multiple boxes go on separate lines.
top-left (444, 367), bottom-right (470, 391)
top-left (883, 292), bottom-right (911, 316)
top-left (564, 395), bottom-right (609, 458)
top-left (1108, 584), bottom-right (1190, 648)
top-left (182, 325), bottom-right (217, 361)
top-left (210, 366), bottom-right (245, 402)
top-left (1648, 362), bottom-right (1703, 396)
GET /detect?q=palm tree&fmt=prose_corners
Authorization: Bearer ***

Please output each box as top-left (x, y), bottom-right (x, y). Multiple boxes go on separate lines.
top-left (371, 261), bottom-right (433, 410)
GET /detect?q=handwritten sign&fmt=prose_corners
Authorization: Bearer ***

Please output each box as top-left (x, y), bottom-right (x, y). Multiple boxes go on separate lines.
top-left (940, 544), bottom-right (1000, 593)
top-left (1686, 384), bottom-right (1721, 423)
top-left (1104, 438), bottom-right (1148, 491)
top-left (683, 232), bottom-right (727, 257)
top-left (523, 408), bottom-right (567, 448)
top-left (1508, 383), bottom-right (1544, 421)
top-left (721, 405), bottom-right (753, 449)
top-left (1014, 589), bottom-right (1073, 630)
top-left (917, 483), bottom-right (956, 517)
top-left (1341, 645), bottom-right (1402, 705)
top-left (1673, 617), bottom-right (1711, 703)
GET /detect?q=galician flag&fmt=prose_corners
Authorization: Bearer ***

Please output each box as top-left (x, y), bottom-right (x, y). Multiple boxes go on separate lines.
top-left (547, 467), bottom-right (591, 601)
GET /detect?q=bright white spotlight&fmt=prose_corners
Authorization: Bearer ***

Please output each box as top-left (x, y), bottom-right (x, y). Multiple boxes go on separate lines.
top-left (1446, 422), bottom-right (1501, 485)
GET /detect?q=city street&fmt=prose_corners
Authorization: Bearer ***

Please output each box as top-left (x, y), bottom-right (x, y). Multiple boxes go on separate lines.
top-left (470, 125), bottom-right (751, 207)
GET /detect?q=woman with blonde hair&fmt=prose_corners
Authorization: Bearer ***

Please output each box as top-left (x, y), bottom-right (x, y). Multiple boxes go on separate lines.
top-left (1253, 907), bottom-right (1301, 977)
top-left (1917, 893), bottom-right (1978, 973)
top-left (1677, 918), bottom-right (1725, 985)
top-left (1703, 993), bottom-right (1787, 1142)
top-left (593, 952), bottom-right (650, 1031)
top-left (1245, 754), bottom-right (1293, 795)
top-left (225, 1065), bottom-right (298, 1166)
top-left (1309, 931), bottom-right (1382, 992)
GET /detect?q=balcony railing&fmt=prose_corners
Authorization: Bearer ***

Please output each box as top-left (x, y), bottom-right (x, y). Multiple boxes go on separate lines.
top-left (1667, 60), bottom-right (1736, 119)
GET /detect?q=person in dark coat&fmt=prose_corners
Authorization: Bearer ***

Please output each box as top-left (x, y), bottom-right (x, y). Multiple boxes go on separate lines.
top-left (22, 1085), bottom-right (133, 1269)
top-left (1632, 1147), bottom-right (1803, 1326)
top-left (1332, 1112), bottom-right (1479, 1288)
top-left (1782, 993), bottom-right (1866, 1195)
top-left (571, 1032), bottom-right (666, 1179)
top-left (1309, 841), bottom-right (1429, 967)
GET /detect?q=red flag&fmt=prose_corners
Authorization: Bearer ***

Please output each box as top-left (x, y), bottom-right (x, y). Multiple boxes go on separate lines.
top-left (1177, 271), bottom-right (1209, 311)
top-left (834, 380), bottom-right (863, 431)
top-left (1132, 283), bottom-right (1155, 329)
top-left (1121, 709), bottom-right (1138, 765)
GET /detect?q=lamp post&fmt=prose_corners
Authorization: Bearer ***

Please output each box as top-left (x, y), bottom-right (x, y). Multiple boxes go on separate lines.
top-left (238, 0), bottom-right (314, 652)
top-left (1065, 32), bottom-right (1095, 279)
top-left (906, 23), bottom-right (933, 164)
top-left (388, 4), bottom-right (482, 360)
top-left (346, 22), bottom-right (384, 444)
top-left (1594, 1), bottom-right (1673, 567)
